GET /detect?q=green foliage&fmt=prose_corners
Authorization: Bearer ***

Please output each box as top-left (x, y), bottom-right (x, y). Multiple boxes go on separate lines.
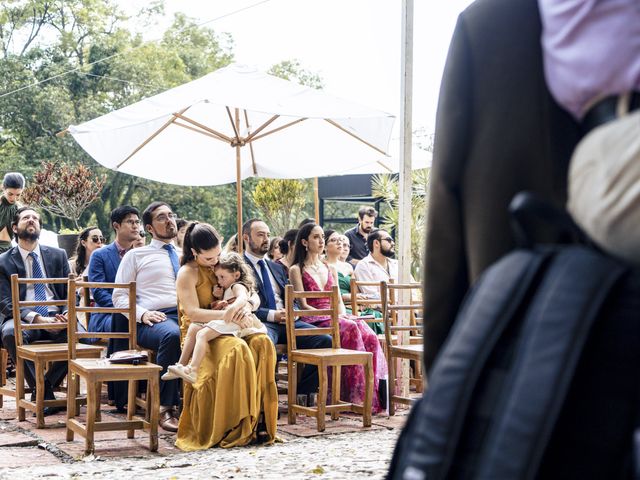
top-left (252, 179), bottom-right (308, 236)
top-left (268, 60), bottom-right (323, 90)
top-left (371, 169), bottom-right (430, 278)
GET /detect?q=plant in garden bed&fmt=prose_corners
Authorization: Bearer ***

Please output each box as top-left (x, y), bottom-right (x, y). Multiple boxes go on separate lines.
top-left (21, 161), bottom-right (107, 230)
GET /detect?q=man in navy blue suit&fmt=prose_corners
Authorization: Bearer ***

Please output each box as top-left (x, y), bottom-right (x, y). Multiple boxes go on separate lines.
top-left (242, 218), bottom-right (331, 395)
top-left (0, 207), bottom-right (82, 411)
top-left (87, 205), bottom-right (141, 409)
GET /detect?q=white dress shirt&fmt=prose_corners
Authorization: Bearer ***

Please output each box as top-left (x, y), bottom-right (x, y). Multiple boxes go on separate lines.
top-left (18, 243), bottom-right (56, 322)
top-left (354, 253), bottom-right (399, 298)
top-left (112, 239), bottom-right (181, 322)
top-left (244, 250), bottom-right (284, 322)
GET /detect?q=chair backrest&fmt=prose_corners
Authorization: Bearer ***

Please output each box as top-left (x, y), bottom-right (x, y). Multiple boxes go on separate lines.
top-left (67, 277), bottom-right (137, 359)
top-left (349, 277), bottom-right (395, 315)
top-left (284, 284), bottom-right (341, 352)
top-left (381, 281), bottom-right (423, 348)
top-left (10, 273), bottom-right (68, 347)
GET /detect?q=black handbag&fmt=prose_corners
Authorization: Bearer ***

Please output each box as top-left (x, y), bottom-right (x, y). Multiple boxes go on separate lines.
top-left (108, 350), bottom-right (149, 365)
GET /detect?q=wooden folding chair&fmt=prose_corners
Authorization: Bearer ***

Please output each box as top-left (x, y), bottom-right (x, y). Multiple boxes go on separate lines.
top-left (381, 280), bottom-right (424, 415)
top-left (66, 278), bottom-right (161, 454)
top-left (285, 285), bottom-right (373, 431)
top-left (0, 274), bottom-right (103, 427)
top-left (0, 347), bottom-right (8, 407)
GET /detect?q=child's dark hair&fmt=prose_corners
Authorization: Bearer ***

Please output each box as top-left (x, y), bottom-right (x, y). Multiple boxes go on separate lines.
top-left (217, 252), bottom-right (256, 292)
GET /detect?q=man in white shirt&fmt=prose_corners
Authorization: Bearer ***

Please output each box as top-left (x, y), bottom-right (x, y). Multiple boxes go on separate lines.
top-left (0, 207), bottom-right (81, 414)
top-left (354, 229), bottom-right (400, 298)
top-left (112, 202), bottom-right (181, 432)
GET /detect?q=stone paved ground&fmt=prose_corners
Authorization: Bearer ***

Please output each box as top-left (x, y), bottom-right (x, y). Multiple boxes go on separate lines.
top-left (0, 376), bottom-right (409, 479)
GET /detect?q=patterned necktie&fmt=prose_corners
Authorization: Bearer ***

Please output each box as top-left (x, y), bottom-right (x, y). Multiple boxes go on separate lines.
top-left (163, 244), bottom-right (180, 277)
top-left (257, 259), bottom-right (276, 310)
top-left (28, 251), bottom-right (49, 317)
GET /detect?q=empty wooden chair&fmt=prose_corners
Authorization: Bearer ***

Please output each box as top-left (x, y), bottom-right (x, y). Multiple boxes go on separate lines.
top-left (381, 280), bottom-right (424, 415)
top-left (66, 277), bottom-right (162, 454)
top-left (285, 284), bottom-right (373, 431)
top-left (0, 274), bottom-right (103, 427)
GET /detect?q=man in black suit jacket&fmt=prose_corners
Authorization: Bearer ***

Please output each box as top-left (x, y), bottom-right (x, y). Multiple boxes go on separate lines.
top-left (423, 0), bottom-right (582, 371)
top-left (241, 218), bottom-right (332, 395)
top-left (0, 207), bottom-right (79, 407)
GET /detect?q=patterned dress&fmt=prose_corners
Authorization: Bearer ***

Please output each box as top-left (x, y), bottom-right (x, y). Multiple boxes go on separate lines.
top-left (301, 269), bottom-right (388, 413)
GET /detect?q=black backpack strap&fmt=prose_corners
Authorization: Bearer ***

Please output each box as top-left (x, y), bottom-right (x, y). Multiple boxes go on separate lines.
top-left (392, 249), bottom-right (550, 480)
top-left (476, 247), bottom-right (627, 479)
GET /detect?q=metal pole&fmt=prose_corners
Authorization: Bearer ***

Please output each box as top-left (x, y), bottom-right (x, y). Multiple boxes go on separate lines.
top-left (397, 0), bottom-right (414, 398)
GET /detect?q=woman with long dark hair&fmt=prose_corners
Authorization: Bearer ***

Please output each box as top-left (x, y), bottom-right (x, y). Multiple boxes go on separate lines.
top-left (288, 223), bottom-right (388, 413)
top-left (69, 226), bottom-right (105, 277)
top-left (174, 222), bottom-right (277, 450)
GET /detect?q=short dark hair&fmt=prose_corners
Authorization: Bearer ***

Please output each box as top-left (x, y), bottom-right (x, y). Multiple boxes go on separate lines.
top-left (110, 205), bottom-right (139, 229)
top-left (142, 201), bottom-right (170, 229)
top-left (2, 172), bottom-right (25, 189)
top-left (367, 228), bottom-right (385, 251)
top-left (298, 217), bottom-right (315, 228)
top-left (358, 206), bottom-right (378, 220)
top-left (242, 218), bottom-right (263, 237)
top-left (12, 206), bottom-right (40, 227)
top-left (279, 228), bottom-right (298, 255)
top-left (176, 218), bottom-right (188, 230)
top-left (181, 222), bottom-right (222, 266)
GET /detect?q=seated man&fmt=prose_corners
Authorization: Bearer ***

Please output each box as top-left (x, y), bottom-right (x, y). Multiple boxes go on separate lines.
top-left (354, 228), bottom-right (400, 297)
top-left (112, 201), bottom-right (182, 432)
top-left (0, 207), bottom-right (82, 414)
top-left (241, 218), bottom-right (332, 395)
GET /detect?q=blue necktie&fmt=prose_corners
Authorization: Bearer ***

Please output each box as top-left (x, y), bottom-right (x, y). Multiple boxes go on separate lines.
top-left (163, 244), bottom-right (180, 277)
top-left (29, 252), bottom-right (49, 317)
top-left (257, 259), bottom-right (276, 310)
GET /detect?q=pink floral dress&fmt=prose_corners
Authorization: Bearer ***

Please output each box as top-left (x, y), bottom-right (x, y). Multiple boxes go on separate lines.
top-left (301, 269), bottom-right (388, 413)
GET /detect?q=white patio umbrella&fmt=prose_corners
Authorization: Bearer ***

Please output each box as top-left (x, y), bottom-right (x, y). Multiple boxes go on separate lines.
top-left (65, 63), bottom-right (395, 246)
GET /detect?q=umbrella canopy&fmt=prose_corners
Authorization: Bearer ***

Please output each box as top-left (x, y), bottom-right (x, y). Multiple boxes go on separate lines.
top-left (67, 63), bottom-right (395, 186)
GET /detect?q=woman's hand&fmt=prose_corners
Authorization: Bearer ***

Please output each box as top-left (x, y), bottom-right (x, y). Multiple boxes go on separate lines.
top-left (223, 300), bottom-right (252, 326)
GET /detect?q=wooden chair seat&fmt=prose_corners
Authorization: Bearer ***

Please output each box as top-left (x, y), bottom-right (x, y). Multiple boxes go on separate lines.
top-left (17, 343), bottom-right (102, 360)
top-left (286, 285), bottom-right (373, 432)
top-left (388, 344), bottom-right (423, 359)
top-left (377, 333), bottom-right (422, 345)
top-left (66, 278), bottom-right (161, 455)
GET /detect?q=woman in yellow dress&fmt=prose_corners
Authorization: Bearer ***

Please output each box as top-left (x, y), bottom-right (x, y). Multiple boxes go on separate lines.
top-left (174, 222), bottom-right (277, 450)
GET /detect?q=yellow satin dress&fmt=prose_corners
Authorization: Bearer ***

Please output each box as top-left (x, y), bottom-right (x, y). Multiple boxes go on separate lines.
top-left (175, 265), bottom-right (278, 450)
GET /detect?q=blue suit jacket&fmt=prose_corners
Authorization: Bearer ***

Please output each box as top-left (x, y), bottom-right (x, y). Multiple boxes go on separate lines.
top-left (244, 254), bottom-right (288, 322)
top-left (87, 242), bottom-right (122, 327)
top-left (0, 244), bottom-right (70, 322)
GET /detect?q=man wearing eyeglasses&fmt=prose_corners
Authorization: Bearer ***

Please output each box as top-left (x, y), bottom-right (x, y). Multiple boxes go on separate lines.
top-left (112, 201), bottom-right (182, 432)
top-left (354, 229), bottom-right (399, 299)
top-left (87, 205), bottom-right (141, 408)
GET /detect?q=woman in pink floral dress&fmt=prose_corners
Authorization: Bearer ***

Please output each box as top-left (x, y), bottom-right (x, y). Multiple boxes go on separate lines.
top-left (288, 223), bottom-right (388, 413)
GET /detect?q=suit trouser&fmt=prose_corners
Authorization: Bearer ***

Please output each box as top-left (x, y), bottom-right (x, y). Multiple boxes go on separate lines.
top-left (1, 319), bottom-right (86, 397)
top-left (263, 319), bottom-right (332, 395)
top-left (111, 309), bottom-right (181, 409)
top-left (568, 110), bottom-right (640, 265)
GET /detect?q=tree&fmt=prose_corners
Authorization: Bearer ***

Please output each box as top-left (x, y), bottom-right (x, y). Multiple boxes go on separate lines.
top-left (252, 179), bottom-right (308, 236)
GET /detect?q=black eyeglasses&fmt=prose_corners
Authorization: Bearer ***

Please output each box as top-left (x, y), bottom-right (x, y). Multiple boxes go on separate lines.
top-left (380, 237), bottom-right (394, 243)
top-left (90, 235), bottom-right (106, 243)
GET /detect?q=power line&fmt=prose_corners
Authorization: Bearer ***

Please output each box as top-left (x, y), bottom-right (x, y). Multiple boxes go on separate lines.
top-left (0, 0), bottom-right (273, 100)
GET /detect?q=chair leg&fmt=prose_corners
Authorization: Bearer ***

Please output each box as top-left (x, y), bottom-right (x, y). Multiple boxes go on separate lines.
top-left (127, 380), bottom-right (135, 439)
top-left (66, 371), bottom-right (77, 442)
top-left (85, 380), bottom-right (96, 455)
top-left (35, 359), bottom-right (46, 428)
top-left (148, 374), bottom-right (159, 452)
top-left (317, 362), bottom-right (327, 432)
top-left (287, 360), bottom-right (297, 425)
top-left (16, 357), bottom-right (25, 421)
top-left (414, 360), bottom-right (424, 394)
top-left (330, 365), bottom-right (341, 420)
top-left (363, 356), bottom-right (373, 428)
top-left (388, 352), bottom-right (396, 416)
top-left (95, 381), bottom-right (102, 422)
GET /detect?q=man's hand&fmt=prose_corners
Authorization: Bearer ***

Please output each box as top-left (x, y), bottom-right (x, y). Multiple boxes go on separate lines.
top-left (274, 309), bottom-right (286, 323)
top-left (35, 313), bottom-right (67, 333)
top-left (141, 310), bottom-right (166, 326)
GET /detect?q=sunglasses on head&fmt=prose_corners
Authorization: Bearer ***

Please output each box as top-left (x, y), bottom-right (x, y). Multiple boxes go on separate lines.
top-left (90, 235), bottom-right (106, 243)
top-left (139, 231), bottom-right (146, 238)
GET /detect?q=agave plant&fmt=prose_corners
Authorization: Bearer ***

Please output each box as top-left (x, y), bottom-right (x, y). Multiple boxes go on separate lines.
top-left (371, 168), bottom-right (430, 278)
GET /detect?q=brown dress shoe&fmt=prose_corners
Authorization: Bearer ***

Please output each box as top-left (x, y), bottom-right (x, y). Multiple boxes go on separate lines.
top-left (159, 409), bottom-right (179, 432)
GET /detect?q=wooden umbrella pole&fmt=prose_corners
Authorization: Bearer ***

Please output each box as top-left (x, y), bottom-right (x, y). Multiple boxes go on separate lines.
top-left (314, 177), bottom-right (320, 224)
top-left (235, 108), bottom-right (243, 254)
